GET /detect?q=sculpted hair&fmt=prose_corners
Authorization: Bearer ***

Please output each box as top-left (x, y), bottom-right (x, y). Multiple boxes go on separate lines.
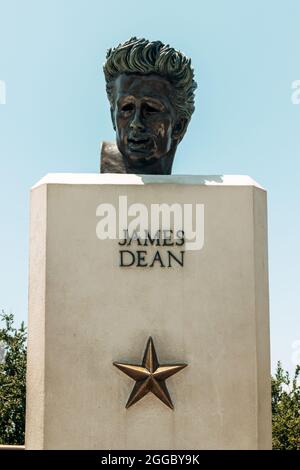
top-left (103, 37), bottom-right (197, 122)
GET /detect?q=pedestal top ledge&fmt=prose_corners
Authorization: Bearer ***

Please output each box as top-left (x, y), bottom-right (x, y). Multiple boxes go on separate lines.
top-left (32, 173), bottom-right (265, 190)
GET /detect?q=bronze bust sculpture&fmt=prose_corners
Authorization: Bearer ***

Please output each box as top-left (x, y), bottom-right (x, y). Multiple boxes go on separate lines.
top-left (101, 37), bottom-right (197, 175)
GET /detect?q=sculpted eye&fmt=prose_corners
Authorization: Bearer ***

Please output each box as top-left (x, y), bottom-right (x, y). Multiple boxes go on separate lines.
top-left (144, 104), bottom-right (160, 113)
top-left (121, 103), bottom-right (134, 112)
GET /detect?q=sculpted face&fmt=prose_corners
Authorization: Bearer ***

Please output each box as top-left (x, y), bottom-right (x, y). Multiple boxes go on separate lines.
top-left (111, 74), bottom-right (185, 172)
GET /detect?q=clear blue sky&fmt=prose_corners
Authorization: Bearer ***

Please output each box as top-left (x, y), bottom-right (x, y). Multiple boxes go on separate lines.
top-left (0, 0), bottom-right (299, 374)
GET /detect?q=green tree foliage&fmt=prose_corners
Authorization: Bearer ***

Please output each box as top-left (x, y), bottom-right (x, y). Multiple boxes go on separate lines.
top-left (272, 361), bottom-right (300, 450)
top-left (0, 311), bottom-right (26, 445)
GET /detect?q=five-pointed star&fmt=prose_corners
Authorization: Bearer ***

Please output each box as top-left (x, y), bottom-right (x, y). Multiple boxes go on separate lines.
top-left (113, 337), bottom-right (187, 409)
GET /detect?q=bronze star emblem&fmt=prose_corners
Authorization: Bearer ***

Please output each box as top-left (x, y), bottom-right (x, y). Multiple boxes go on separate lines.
top-left (113, 337), bottom-right (187, 409)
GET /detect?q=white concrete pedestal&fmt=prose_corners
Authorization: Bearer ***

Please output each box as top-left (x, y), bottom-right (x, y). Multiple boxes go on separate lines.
top-left (26, 174), bottom-right (271, 449)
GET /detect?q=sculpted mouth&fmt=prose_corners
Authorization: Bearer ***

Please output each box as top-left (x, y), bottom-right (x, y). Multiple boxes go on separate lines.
top-left (127, 137), bottom-right (151, 154)
top-left (128, 137), bottom-right (150, 145)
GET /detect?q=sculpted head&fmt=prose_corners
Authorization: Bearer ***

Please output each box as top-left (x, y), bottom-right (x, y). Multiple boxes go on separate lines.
top-left (103, 37), bottom-right (197, 174)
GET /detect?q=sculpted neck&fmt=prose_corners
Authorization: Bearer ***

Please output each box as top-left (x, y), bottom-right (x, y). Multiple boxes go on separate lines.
top-left (100, 142), bottom-right (177, 175)
top-left (124, 147), bottom-right (176, 175)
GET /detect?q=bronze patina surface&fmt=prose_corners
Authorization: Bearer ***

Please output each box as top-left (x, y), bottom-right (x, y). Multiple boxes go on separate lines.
top-left (102, 37), bottom-right (197, 174)
top-left (113, 337), bottom-right (187, 409)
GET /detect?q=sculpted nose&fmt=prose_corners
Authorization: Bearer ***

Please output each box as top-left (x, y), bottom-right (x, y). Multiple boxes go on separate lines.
top-left (130, 110), bottom-right (145, 131)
